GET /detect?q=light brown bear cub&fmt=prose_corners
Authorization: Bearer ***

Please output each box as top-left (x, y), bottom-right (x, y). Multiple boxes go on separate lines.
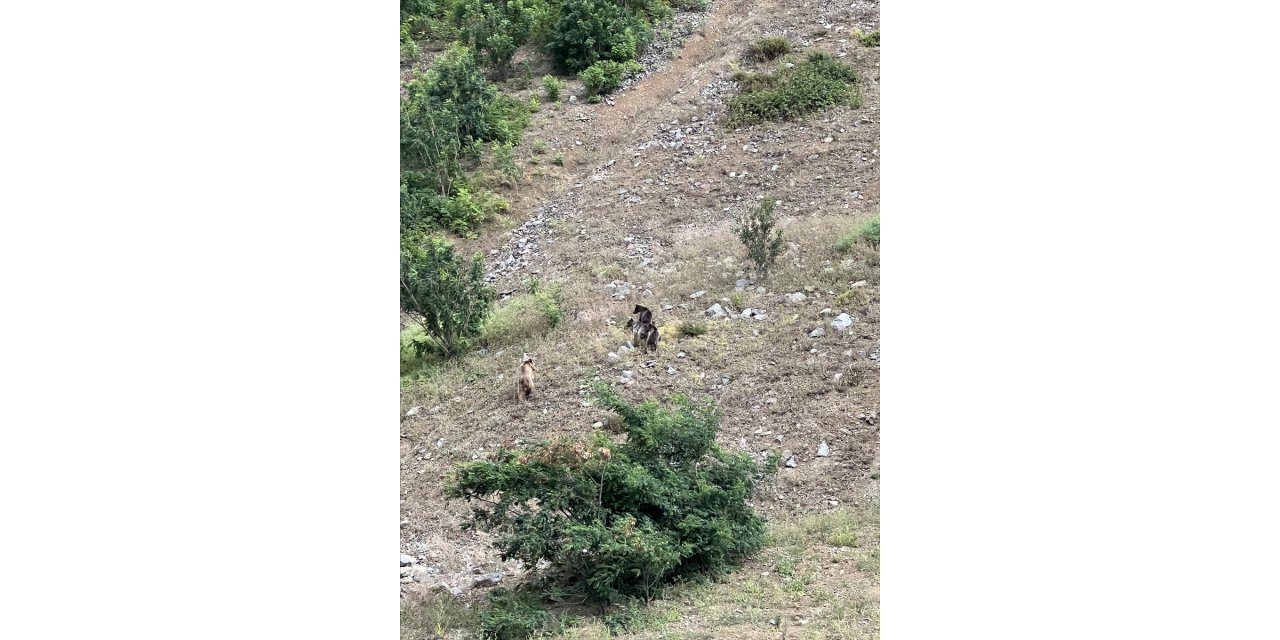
top-left (516, 354), bottom-right (536, 401)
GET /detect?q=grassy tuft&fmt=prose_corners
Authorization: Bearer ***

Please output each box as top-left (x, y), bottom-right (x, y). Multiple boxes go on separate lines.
top-left (744, 36), bottom-right (791, 62)
top-left (678, 321), bottom-right (709, 337)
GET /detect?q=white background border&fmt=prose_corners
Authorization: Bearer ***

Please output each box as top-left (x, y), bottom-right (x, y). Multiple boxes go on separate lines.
top-left (2, 0), bottom-right (1277, 637)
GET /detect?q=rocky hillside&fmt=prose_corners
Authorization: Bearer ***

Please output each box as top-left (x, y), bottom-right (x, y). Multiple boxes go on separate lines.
top-left (400, 0), bottom-right (879, 637)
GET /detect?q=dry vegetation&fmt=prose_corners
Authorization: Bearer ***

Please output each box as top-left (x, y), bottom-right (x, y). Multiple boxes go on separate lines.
top-left (402, 0), bottom-right (880, 637)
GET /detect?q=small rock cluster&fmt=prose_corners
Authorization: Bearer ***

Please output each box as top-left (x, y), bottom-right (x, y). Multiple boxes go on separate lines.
top-left (485, 193), bottom-right (579, 284)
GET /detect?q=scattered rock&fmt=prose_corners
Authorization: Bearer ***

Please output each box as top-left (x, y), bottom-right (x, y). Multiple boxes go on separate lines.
top-left (706, 303), bottom-right (727, 317)
top-left (607, 352), bottom-right (620, 361)
top-left (408, 566), bottom-right (435, 583)
top-left (471, 572), bottom-right (504, 589)
top-left (819, 308), bottom-right (833, 316)
top-left (662, 304), bottom-right (674, 311)
top-left (832, 313), bottom-right (853, 331)
top-left (818, 442), bottom-right (831, 457)
top-left (785, 456), bottom-right (798, 468)
top-left (405, 406), bottom-right (421, 417)
top-left (619, 344), bottom-right (631, 353)
top-left (809, 327), bottom-right (825, 338)
top-left (735, 278), bottom-right (752, 290)
top-left (436, 438), bottom-right (446, 448)
top-left (677, 351), bottom-right (687, 358)
top-left (592, 421), bottom-right (604, 428)
top-left (786, 292), bottom-right (806, 304)
top-left (690, 290), bottom-right (706, 299)
top-left (851, 280), bottom-right (868, 287)
top-left (400, 554), bottom-right (415, 567)
top-left (666, 366), bottom-right (678, 374)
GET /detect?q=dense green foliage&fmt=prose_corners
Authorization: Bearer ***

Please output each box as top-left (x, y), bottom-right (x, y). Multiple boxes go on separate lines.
top-left (400, 45), bottom-right (528, 236)
top-left (446, 382), bottom-right (766, 603)
top-left (578, 59), bottom-right (643, 97)
top-left (401, 173), bottom-right (507, 235)
top-left (400, 235), bottom-right (496, 356)
top-left (479, 589), bottom-right (550, 640)
top-left (545, 0), bottom-right (653, 72)
top-left (734, 198), bottom-right (786, 280)
top-left (455, 0), bottom-right (550, 77)
top-left (727, 52), bottom-right (862, 127)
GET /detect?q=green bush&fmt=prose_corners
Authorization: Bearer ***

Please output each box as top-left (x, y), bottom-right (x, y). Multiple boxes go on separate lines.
top-left (400, 19), bottom-right (421, 62)
top-left (479, 589), bottom-right (550, 640)
top-left (490, 141), bottom-right (522, 187)
top-left (400, 234), bottom-right (496, 356)
top-left (545, 0), bottom-right (652, 72)
top-left (727, 52), bottom-right (861, 127)
top-left (447, 383), bottom-right (766, 603)
top-left (479, 283), bottom-right (562, 346)
top-left (482, 93), bottom-right (532, 146)
top-left (744, 36), bottom-right (790, 62)
top-left (668, 0), bottom-right (709, 9)
top-left (456, 0), bottom-right (550, 77)
top-left (858, 30), bottom-right (880, 47)
top-left (410, 44), bottom-right (496, 145)
top-left (401, 172), bottom-right (507, 235)
top-left (400, 95), bottom-right (466, 181)
top-left (541, 74), bottom-right (564, 101)
top-left (578, 59), bottom-right (643, 97)
top-left (734, 198), bottom-right (786, 280)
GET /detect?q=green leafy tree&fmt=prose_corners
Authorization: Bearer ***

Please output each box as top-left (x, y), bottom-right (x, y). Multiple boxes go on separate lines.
top-left (544, 0), bottom-right (652, 72)
top-left (400, 235), bottom-right (495, 356)
top-left (734, 198), bottom-right (786, 280)
top-left (415, 44), bottom-right (496, 145)
top-left (446, 382), bottom-right (766, 603)
top-left (399, 100), bottom-right (464, 190)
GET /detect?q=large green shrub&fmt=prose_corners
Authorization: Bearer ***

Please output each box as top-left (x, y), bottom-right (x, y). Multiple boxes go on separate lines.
top-left (455, 0), bottom-right (550, 77)
top-left (727, 52), bottom-right (862, 127)
top-left (407, 44), bottom-right (496, 145)
top-left (400, 234), bottom-right (496, 356)
top-left (399, 101), bottom-right (465, 189)
top-left (446, 382), bottom-right (766, 603)
top-left (578, 59), bottom-right (643, 97)
top-left (544, 0), bottom-right (652, 72)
